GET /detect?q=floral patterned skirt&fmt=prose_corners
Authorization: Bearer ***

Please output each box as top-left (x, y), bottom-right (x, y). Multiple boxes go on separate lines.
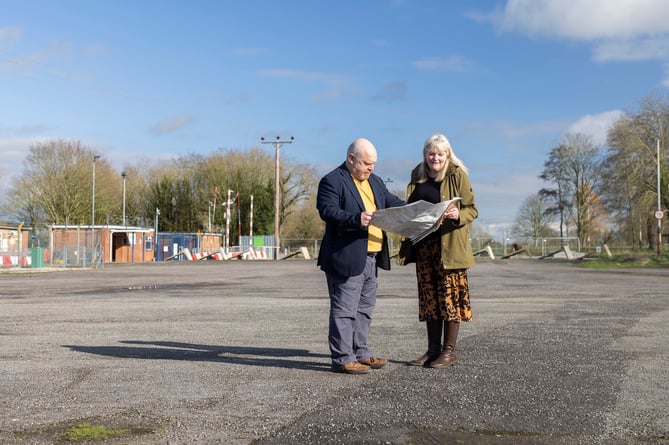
top-left (415, 237), bottom-right (472, 322)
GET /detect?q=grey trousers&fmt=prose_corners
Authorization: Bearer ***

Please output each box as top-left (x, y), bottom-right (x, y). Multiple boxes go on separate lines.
top-left (326, 255), bottom-right (378, 366)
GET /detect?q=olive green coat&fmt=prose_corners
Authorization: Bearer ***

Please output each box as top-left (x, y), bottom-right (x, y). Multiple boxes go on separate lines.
top-left (397, 164), bottom-right (478, 270)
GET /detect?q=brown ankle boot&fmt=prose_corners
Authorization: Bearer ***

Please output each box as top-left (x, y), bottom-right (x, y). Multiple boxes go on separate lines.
top-left (428, 344), bottom-right (457, 368)
top-left (408, 348), bottom-right (440, 366)
top-left (408, 320), bottom-right (442, 366)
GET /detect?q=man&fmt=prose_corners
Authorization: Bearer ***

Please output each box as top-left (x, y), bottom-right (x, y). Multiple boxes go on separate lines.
top-left (317, 138), bottom-right (405, 374)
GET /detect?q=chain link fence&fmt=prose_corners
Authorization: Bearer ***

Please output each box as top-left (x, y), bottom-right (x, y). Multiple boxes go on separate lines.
top-left (49, 228), bottom-right (103, 268)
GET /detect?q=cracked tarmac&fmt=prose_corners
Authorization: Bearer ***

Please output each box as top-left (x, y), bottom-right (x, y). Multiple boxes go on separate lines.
top-left (0, 259), bottom-right (667, 444)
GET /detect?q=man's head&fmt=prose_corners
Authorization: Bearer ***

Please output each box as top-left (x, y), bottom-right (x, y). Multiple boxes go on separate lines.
top-left (346, 138), bottom-right (377, 181)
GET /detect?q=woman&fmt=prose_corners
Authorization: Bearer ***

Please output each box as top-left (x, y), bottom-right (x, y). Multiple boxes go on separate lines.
top-left (397, 134), bottom-right (478, 368)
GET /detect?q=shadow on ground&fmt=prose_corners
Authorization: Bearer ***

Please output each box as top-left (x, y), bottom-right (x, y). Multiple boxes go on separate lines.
top-left (63, 340), bottom-right (332, 372)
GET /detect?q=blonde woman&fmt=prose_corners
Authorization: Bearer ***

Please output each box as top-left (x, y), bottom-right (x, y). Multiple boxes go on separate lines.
top-left (398, 134), bottom-right (478, 368)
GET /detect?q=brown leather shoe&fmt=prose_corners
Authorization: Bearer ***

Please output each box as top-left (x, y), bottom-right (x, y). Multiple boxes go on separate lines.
top-left (331, 361), bottom-right (371, 374)
top-left (358, 356), bottom-right (387, 369)
top-left (407, 350), bottom-right (440, 366)
top-left (428, 345), bottom-right (457, 368)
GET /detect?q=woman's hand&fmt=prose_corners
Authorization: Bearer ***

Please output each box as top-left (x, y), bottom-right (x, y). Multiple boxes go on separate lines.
top-left (442, 205), bottom-right (459, 221)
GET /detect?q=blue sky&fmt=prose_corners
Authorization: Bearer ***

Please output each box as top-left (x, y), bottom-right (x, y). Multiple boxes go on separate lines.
top-left (2, 0), bottom-right (669, 238)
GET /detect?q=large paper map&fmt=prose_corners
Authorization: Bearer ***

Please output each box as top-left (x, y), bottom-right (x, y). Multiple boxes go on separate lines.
top-left (370, 198), bottom-right (461, 243)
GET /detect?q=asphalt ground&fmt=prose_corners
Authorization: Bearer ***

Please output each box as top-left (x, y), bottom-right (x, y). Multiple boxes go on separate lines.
top-left (0, 258), bottom-right (667, 445)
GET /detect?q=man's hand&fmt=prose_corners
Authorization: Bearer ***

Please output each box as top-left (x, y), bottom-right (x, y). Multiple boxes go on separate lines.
top-left (361, 211), bottom-right (374, 227)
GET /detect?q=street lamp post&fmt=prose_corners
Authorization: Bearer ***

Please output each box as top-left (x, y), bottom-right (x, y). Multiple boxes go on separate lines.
top-left (121, 171), bottom-right (127, 227)
top-left (208, 201), bottom-right (213, 233)
top-left (261, 136), bottom-right (294, 259)
top-left (155, 207), bottom-right (160, 260)
top-left (657, 139), bottom-right (662, 255)
top-left (225, 189), bottom-right (234, 254)
top-left (91, 155), bottom-right (100, 265)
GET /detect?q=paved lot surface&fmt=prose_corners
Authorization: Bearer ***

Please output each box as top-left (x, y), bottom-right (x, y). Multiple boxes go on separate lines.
top-left (0, 258), bottom-right (667, 444)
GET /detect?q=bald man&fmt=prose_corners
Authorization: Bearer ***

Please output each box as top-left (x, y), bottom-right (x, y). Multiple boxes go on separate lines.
top-left (317, 138), bottom-right (406, 374)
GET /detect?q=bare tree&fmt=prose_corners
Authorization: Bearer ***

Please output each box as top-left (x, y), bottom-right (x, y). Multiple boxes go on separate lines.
top-left (511, 193), bottom-right (556, 244)
top-left (197, 148), bottom-right (275, 241)
top-left (539, 144), bottom-right (572, 238)
top-left (604, 93), bottom-right (669, 248)
top-left (3, 139), bottom-right (118, 226)
top-left (540, 133), bottom-right (604, 246)
top-left (564, 134), bottom-right (605, 245)
top-left (281, 193), bottom-right (324, 240)
top-left (141, 147), bottom-right (321, 243)
top-left (280, 161), bottom-right (319, 229)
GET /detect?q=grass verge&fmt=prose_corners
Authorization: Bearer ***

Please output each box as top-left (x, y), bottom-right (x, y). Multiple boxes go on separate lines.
top-left (578, 253), bottom-right (669, 268)
top-left (56, 423), bottom-right (130, 442)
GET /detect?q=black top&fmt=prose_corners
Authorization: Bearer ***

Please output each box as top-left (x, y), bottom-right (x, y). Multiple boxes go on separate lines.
top-left (408, 176), bottom-right (441, 204)
top-left (407, 176), bottom-right (441, 244)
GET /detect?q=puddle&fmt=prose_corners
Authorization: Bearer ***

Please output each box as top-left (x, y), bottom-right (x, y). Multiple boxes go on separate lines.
top-left (119, 282), bottom-right (225, 292)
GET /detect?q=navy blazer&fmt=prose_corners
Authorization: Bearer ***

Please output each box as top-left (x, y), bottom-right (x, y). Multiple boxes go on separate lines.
top-left (317, 163), bottom-right (405, 277)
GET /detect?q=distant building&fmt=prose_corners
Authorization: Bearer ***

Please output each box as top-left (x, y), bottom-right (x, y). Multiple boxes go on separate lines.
top-left (0, 223), bottom-right (31, 266)
top-left (155, 232), bottom-right (223, 261)
top-left (4, 224), bottom-right (228, 266)
top-left (49, 226), bottom-right (224, 265)
top-left (50, 225), bottom-right (156, 265)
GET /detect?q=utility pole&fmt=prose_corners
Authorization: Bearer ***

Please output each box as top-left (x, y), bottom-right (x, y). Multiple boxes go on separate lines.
top-left (657, 139), bottom-right (663, 255)
top-left (249, 194), bottom-right (254, 240)
top-left (208, 201), bottom-right (213, 233)
top-left (212, 186), bottom-right (218, 233)
top-left (261, 136), bottom-right (294, 259)
top-left (90, 155), bottom-right (100, 266)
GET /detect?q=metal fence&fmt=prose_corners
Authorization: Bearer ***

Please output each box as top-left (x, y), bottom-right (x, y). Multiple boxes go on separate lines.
top-left (470, 237), bottom-right (583, 258)
top-left (155, 233), bottom-right (201, 261)
top-left (49, 228), bottom-right (103, 268)
top-left (282, 238), bottom-right (320, 259)
top-left (0, 245), bottom-right (30, 268)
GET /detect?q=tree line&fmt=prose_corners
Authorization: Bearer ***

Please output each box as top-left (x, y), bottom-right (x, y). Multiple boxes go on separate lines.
top-left (1, 141), bottom-right (325, 246)
top-left (3, 93), bottom-right (667, 252)
top-left (512, 93), bottom-right (668, 250)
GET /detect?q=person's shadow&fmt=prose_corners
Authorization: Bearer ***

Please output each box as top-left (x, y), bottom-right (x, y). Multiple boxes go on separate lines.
top-left (63, 340), bottom-right (332, 372)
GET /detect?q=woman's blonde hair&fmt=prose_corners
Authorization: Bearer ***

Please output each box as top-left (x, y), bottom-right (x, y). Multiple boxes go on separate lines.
top-left (416, 133), bottom-right (468, 183)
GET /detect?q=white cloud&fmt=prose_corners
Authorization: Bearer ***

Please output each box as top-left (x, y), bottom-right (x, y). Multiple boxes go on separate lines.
top-left (259, 69), bottom-right (342, 82)
top-left (483, 0), bottom-right (669, 63)
top-left (371, 81), bottom-right (407, 102)
top-left (567, 110), bottom-right (624, 145)
top-left (592, 36), bottom-right (669, 62)
top-left (371, 39), bottom-right (391, 47)
top-left (259, 69), bottom-right (360, 104)
top-left (150, 115), bottom-right (194, 135)
top-left (495, 0), bottom-right (669, 40)
top-left (0, 136), bottom-right (44, 165)
top-left (412, 55), bottom-right (474, 72)
top-left (0, 38), bottom-right (89, 86)
top-left (0, 136), bottom-right (45, 204)
top-left (469, 1), bottom-right (669, 90)
top-left (231, 47), bottom-right (268, 56)
top-left (0, 26), bottom-right (22, 51)
top-left (491, 119), bottom-right (566, 140)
